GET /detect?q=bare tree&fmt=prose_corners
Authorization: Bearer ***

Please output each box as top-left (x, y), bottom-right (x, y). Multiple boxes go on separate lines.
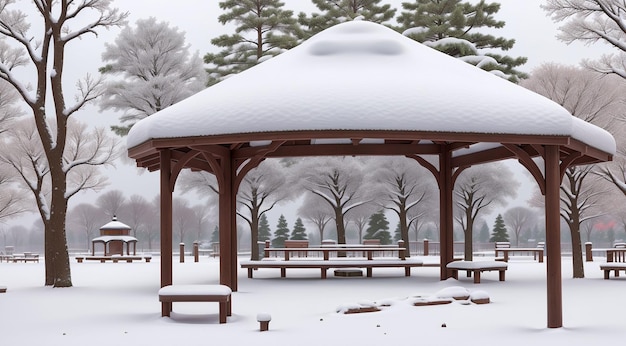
top-left (173, 198), bottom-right (195, 245)
top-left (191, 203), bottom-right (214, 242)
top-left (503, 206), bottom-right (538, 246)
top-left (345, 202), bottom-right (378, 244)
top-left (96, 190), bottom-right (126, 219)
top-left (298, 193), bottom-right (333, 244)
top-left (370, 157), bottom-right (437, 257)
top-left (237, 159), bottom-right (292, 260)
top-left (454, 163), bottom-right (519, 261)
top-left (68, 203), bottom-right (109, 251)
top-left (543, 0), bottom-right (626, 78)
top-left (0, 1), bottom-right (126, 287)
top-left (522, 63), bottom-right (624, 278)
top-left (117, 194), bottom-right (153, 239)
top-left (296, 157), bottom-right (372, 248)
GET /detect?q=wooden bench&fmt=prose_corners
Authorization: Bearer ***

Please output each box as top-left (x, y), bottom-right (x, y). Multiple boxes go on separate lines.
top-left (158, 284), bottom-right (232, 323)
top-left (446, 260), bottom-right (508, 284)
top-left (10, 253), bottom-right (39, 263)
top-left (494, 242), bottom-right (544, 262)
top-left (284, 240), bottom-right (309, 257)
top-left (600, 263), bottom-right (626, 279)
top-left (240, 258), bottom-right (423, 279)
top-left (75, 255), bottom-right (151, 263)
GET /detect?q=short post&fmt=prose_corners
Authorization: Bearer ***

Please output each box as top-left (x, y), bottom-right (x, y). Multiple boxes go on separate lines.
top-left (585, 242), bottom-right (593, 262)
top-left (179, 243), bottom-right (185, 263)
top-left (264, 240), bottom-right (271, 258)
top-left (398, 240), bottom-right (406, 259)
top-left (193, 241), bottom-right (199, 262)
top-left (257, 313), bottom-right (271, 331)
top-left (423, 239), bottom-right (429, 256)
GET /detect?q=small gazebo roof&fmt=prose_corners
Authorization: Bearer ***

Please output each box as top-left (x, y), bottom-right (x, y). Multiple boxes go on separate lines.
top-left (99, 216), bottom-right (131, 231)
top-left (127, 20), bottom-right (614, 157)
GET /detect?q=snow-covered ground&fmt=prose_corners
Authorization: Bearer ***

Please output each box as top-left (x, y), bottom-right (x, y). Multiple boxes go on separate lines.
top-left (0, 255), bottom-right (623, 345)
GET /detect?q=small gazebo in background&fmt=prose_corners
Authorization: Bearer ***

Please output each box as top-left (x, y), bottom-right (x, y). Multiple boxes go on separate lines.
top-left (91, 216), bottom-right (137, 256)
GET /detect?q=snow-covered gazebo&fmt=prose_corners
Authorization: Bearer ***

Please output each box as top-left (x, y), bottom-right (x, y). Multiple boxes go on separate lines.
top-left (91, 216), bottom-right (137, 256)
top-left (126, 20), bottom-right (615, 328)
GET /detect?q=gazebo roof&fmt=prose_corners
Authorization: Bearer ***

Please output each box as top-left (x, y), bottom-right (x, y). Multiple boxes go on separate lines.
top-left (127, 20), bottom-right (615, 160)
top-left (100, 216), bottom-right (131, 231)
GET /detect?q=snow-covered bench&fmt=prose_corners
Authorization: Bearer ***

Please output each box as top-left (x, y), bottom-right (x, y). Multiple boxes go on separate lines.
top-left (600, 263), bottom-right (626, 279)
top-left (158, 284), bottom-right (232, 323)
top-left (446, 260), bottom-right (508, 284)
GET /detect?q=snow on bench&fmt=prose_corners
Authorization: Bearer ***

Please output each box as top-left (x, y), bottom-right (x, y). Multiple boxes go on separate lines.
top-left (446, 260), bottom-right (508, 284)
top-left (158, 284), bottom-right (232, 323)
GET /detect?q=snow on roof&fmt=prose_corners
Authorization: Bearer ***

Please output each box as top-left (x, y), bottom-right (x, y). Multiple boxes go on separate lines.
top-left (92, 235), bottom-right (137, 243)
top-left (100, 217), bottom-right (131, 230)
top-left (126, 20), bottom-right (615, 155)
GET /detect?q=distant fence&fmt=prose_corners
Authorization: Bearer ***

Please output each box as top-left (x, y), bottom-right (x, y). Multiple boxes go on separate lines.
top-left (409, 240), bottom-right (576, 256)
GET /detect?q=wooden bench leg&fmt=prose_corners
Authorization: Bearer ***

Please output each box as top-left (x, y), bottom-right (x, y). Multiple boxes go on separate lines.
top-left (473, 270), bottom-right (481, 284)
top-left (499, 269), bottom-right (505, 281)
top-left (366, 267), bottom-right (372, 277)
top-left (219, 301), bottom-right (227, 323)
top-left (161, 302), bottom-right (172, 317)
top-left (248, 268), bottom-right (253, 278)
top-left (615, 270), bottom-right (620, 278)
top-left (280, 268), bottom-right (286, 278)
top-left (320, 268), bottom-right (327, 279)
top-left (604, 270), bottom-right (610, 279)
top-left (405, 267), bottom-right (410, 276)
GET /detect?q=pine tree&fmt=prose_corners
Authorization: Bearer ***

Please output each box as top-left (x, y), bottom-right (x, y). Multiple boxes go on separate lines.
top-left (394, 221), bottom-right (402, 241)
top-left (258, 214), bottom-right (272, 241)
top-left (290, 217), bottom-right (308, 240)
top-left (210, 225), bottom-right (219, 243)
top-left (364, 210), bottom-right (391, 245)
top-left (298, 0), bottom-right (397, 39)
top-left (204, 0), bottom-right (301, 85)
top-left (489, 214), bottom-right (510, 242)
top-left (272, 214), bottom-right (290, 247)
top-left (397, 0), bottom-right (527, 82)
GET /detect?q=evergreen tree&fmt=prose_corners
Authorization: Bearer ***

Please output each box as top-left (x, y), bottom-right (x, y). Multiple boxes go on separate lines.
top-left (298, 0), bottom-right (397, 39)
top-left (258, 214), bottom-right (272, 241)
top-left (364, 210), bottom-right (392, 244)
top-left (272, 214), bottom-right (290, 247)
top-left (204, 0), bottom-right (301, 85)
top-left (290, 217), bottom-right (308, 240)
top-left (394, 221), bottom-right (402, 241)
top-left (397, 0), bottom-right (527, 82)
top-left (489, 214), bottom-right (510, 242)
top-left (476, 220), bottom-right (490, 243)
top-left (210, 225), bottom-right (220, 243)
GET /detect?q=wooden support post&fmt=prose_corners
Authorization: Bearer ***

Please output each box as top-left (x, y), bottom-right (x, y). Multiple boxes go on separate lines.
top-left (423, 239), bottom-right (429, 256)
top-left (179, 243), bottom-right (185, 263)
top-left (585, 242), bottom-right (593, 262)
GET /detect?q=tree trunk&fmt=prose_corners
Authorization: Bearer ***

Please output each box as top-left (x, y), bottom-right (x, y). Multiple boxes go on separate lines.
top-left (399, 208), bottom-right (410, 258)
top-left (464, 213), bottom-right (474, 262)
top-left (46, 163), bottom-right (72, 287)
top-left (250, 211), bottom-right (259, 260)
top-left (569, 222), bottom-right (585, 278)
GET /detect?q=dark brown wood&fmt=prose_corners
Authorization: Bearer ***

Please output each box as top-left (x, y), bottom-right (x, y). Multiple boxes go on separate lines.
top-left (545, 146), bottom-right (563, 328)
top-left (160, 150), bottom-right (173, 289)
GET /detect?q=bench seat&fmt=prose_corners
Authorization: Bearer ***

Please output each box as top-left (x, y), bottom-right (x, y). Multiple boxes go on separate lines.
top-left (240, 258), bottom-right (423, 279)
top-left (600, 263), bottom-right (626, 279)
top-left (158, 284), bottom-right (232, 323)
top-left (446, 260), bottom-right (508, 284)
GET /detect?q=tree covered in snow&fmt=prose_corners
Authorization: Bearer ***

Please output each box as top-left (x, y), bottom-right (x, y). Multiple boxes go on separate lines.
top-left (454, 163), bottom-right (519, 261)
top-left (298, 0), bottom-right (397, 39)
top-left (100, 17), bottom-right (207, 136)
top-left (542, 0), bottom-right (626, 78)
top-left (272, 214), bottom-right (290, 247)
top-left (522, 63), bottom-right (625, 278)
top-left (370, 157), bottom-right (437, 257)
top-left (204, 0), bottom-right (301, 85)
top-left (298, 193), bottom-right (334, 244)
top-left (0, 0), bottom-right (125, 287)
top-left (489, 214), bottom-right (509, 242)
top-left (397, 0), bottom-right (527, 82)
top-left (364, 210), bottom-right (391, 244)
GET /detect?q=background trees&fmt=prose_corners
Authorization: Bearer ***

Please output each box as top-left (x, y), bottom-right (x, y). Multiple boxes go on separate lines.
top-left (454, 163), bottom-right (519, 261)
top-left (204, 0), bottom-right (301, 85)
top-left (398, 0), bottom-right (527, 82)
top-left (100, 17), bottom-right (207, 135)
top-left (298, 0), bottom-right (396, 38)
